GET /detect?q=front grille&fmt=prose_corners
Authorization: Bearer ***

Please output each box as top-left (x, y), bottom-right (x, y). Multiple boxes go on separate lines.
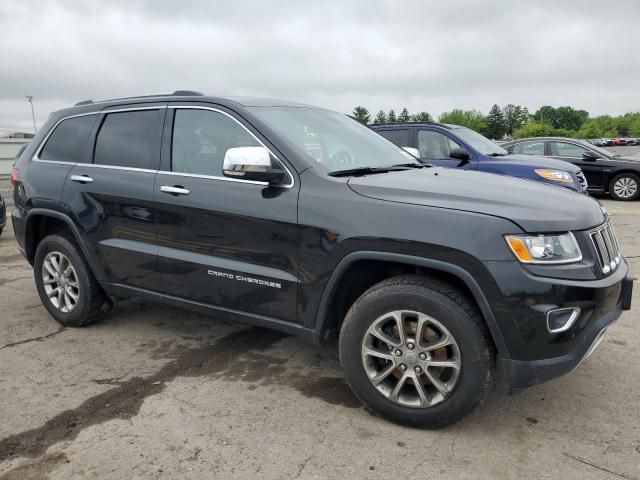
top-left (575, 171), bottom-right (588, 190)
top-left (590, 222), bottom-right (621, 275)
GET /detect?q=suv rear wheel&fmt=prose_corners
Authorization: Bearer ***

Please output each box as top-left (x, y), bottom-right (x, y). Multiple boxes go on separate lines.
top-left (34, 234), bottom-right (111, 326)
top-left (339, 275), bottom-right (493, 428)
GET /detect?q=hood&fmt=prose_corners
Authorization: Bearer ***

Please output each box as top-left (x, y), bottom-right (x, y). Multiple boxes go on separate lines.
top-left (501, 154), bottom-right (582, 173)
top-left (347, 167), bottom-right (604, 232)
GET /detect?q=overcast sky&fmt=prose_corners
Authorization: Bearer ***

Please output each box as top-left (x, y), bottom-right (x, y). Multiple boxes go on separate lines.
top-left (1, 0), bottom-right (639, 133)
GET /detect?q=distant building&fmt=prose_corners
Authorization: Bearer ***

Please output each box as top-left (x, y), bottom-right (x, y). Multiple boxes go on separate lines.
top-left (2, 131), bottom-right (35, 139)
top-left (0, 138), bottom-right (30, 177)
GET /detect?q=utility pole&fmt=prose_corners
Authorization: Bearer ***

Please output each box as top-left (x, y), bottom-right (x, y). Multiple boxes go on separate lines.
top-left (26, 95), bottom-right (37, 134)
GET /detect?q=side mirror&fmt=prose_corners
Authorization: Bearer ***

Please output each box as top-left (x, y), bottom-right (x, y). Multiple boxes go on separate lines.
top-left (449, 147), bottom-right (470, 166)
top-left (583, 151), bottom-right (600, 160)
top-left (402, 147), bottom-right (420, 158)
top-left (223, 146), bottom-right (285, 185)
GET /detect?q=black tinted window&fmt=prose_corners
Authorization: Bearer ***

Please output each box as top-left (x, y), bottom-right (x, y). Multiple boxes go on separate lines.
top-left (94, 110), bottom-right (160, 169)
top-left (40, 115), bottom-right (97, 163)
top-left (172, 109), bottom-right (259, 176)
top-left (378, 129), bottom-right (410, 147)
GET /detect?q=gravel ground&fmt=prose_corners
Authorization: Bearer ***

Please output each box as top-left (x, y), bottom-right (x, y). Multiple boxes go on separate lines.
top-left (0, 188), bottom-right (638, 479)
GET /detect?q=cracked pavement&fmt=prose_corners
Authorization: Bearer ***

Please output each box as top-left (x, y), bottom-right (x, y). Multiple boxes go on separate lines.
top-left (0, 193), bottom-right (639, 480)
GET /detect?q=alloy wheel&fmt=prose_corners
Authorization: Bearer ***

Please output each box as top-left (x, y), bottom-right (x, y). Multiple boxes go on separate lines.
top-left (614, 177), bottom-right (638, 199)
top-left (361, 310), bottom-right (461, 408)
top-left (42, 251), bottom-right (80, 313)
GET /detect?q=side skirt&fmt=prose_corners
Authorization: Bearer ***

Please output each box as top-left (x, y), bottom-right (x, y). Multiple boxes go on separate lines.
top-left (102, 282), bottom-right (322, 344)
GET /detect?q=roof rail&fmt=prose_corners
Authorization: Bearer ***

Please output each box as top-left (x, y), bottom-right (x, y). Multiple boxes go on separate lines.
top-left (172, 90), bottom-right (204, 96)
top-left (74, 90), bottom-right (204, 107)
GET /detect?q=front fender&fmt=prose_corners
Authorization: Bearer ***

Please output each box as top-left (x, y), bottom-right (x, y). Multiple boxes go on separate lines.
top-left (313, 251), bottom-right (510, 357)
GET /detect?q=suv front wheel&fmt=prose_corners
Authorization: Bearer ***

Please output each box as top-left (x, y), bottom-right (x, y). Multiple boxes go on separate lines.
top-left (339, 275), bottom-right (493, 428)
top-left (34, 234), bottom-right (111, 327)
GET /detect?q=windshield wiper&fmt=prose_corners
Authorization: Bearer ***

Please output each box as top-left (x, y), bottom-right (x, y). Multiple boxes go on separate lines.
top-left (328, 165), bottom-right (414, 177)
top-left (390, 162), bottom-right (427, 169)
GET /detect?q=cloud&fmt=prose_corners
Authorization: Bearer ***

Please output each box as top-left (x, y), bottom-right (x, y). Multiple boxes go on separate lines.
top-left (1, 0), bottom-right (639, 132)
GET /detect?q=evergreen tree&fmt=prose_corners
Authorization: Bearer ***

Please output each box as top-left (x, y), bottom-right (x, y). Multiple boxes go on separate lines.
top-left (374, 110), bottom-right (387, 124)
top-left (352, 106), bottom-right (371, 124)
top-left (398, 108), bottom-right (410, 122)
top-left (387, 109), bottom-right (397, 123)
top-left (485, 104), bottom-right (506, 139)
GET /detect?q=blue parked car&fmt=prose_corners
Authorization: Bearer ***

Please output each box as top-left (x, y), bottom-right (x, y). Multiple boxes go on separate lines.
top-left (371, 123), bottom-right (588, 193)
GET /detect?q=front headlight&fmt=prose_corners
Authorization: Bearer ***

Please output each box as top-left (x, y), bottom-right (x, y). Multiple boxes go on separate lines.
top-left (505, 233), bottom-right (582, 264)
top-left (534, 169), bottom-right (574, 183)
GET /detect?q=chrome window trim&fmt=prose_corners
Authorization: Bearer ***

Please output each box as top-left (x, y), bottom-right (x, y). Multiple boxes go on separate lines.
top-left (167, 105), bottom-right (295, 189)
top-left (31, 104), bottom-right (297, 189)
top-left (32, 106), bottom-right (167, 164)
top-left (76, 163), bottom-right (157, 174)
top-left (157, 170), bottom-right (269, 186)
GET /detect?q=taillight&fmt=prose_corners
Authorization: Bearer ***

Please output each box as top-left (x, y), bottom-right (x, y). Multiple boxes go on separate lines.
top-left (10, 167), bottom-right (19, 186)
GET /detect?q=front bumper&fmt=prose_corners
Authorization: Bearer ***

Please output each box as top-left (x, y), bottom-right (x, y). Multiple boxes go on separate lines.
top-left (498, 274), bottom-right (633, 390)
top-left (484, 260), bottom-right (633, 390)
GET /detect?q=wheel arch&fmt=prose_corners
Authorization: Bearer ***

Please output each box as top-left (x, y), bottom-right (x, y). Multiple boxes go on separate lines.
top-left (314, 251), bottom-right (509, 357)
top-left (24, 208), bottom-right (104, 281)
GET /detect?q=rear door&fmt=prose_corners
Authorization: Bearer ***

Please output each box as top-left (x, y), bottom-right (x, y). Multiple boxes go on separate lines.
top-left (154, 104), bottom-right (299, 322)
top-left (61, 105), bottom-right (164, 290)
top-left (547, 141), bottom-right (605, 189)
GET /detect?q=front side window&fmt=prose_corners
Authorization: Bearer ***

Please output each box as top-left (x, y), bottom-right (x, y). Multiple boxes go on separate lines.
top-left (171, 109), bottom-right (260, 177)
top-left (377, 129), bottom-right (410, 147)
top-left (417, 130), bottom-right (461, 160)
top-left (549, 142), bottom-right (588, 158)
top-left (94, 110), bottom-right (161, 169)
top-left (40, 115), bottom-right (97, 163)
top-left (512, 141), bottom-right (545, 156)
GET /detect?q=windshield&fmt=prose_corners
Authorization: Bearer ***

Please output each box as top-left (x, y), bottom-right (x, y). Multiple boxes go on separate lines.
top-left (250, 107), bottom-right (418, 173)
top-left (453, 127), bottom-right (508, 156)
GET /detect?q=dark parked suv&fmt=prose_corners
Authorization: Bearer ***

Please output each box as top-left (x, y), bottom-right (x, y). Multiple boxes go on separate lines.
top-left (11, 92), bottom-right (633, 428)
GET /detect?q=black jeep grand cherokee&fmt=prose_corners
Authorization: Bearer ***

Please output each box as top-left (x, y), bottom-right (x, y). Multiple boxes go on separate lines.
top-left (11, 92), bottom-right (633, 428)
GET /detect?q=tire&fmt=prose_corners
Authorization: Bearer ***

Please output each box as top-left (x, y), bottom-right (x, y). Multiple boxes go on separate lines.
top-left (0, 227), bottom-right (3, 237)
top-left (609, 173), bottom-right (640, 201)
top-left (339, 275), bottom-right (493, 428)
top-left (34, 234), bottom-right (111, 327)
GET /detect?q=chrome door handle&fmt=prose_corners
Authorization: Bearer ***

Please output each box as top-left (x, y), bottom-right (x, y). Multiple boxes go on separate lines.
top-left (160, 185), bottom-right (190, 196)
top-left (70, 175), bottom-right (94, 184)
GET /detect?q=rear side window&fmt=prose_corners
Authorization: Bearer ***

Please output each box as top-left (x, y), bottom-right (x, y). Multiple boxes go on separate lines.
top-left (378, 129), bottom-right (410, 147)
top-left (94, 110), bottom-right (161, 169)
top-left (512, 141), bottom-right (545, 155)
top-left (40, 115), bottom-right (97, 163)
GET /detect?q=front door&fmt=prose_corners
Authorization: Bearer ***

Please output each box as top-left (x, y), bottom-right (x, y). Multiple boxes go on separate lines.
top-left (154, 105), bottom-right (299, 322)
top-left (416, 129), bottom-right (475, 169)
top-left (547, 141), bottom-right (605, 189)
top-left (61, 106), bottom-right (164, 291)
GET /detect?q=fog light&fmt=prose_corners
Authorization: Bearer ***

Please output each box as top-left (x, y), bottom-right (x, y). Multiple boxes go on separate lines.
top-left (546, 307), bottom-right (581, 333)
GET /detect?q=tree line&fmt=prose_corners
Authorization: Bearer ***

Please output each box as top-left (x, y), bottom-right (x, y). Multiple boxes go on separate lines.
top-left (351, 105), bottom-right (640, 140)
